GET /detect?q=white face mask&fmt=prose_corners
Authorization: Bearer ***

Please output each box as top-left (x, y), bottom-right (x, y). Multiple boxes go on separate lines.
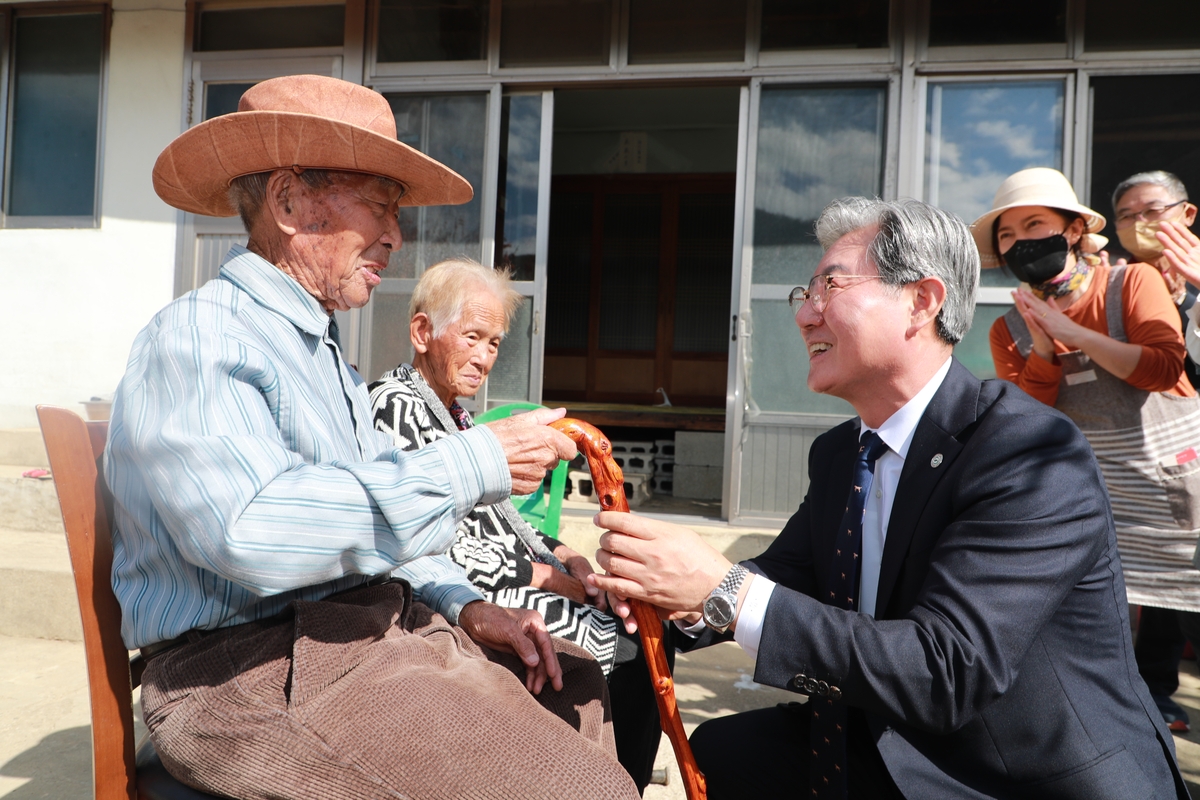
top-left (1118, 219), bottom-right (1168, 263)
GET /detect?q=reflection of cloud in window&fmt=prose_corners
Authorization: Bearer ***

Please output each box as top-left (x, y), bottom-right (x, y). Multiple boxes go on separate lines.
top-left (927, 81), bottom-right (1063, 223)
top-left (973, 120), bottom-right (1048, 161)
top-left (755, 123), bottom-right (883, 219)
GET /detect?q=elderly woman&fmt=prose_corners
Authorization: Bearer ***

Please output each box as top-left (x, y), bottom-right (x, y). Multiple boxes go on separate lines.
top-left (369, 258), bottom-right (665, 793)
top-left (979, 167), bottom-right (1200, 732)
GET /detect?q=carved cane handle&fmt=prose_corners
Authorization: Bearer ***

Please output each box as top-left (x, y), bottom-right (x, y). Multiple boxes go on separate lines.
top-left (549, 418), bottom-right (707, 800)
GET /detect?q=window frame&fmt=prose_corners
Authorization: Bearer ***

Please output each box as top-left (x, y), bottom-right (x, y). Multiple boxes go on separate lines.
top-left (0, 2), bottom-right (111, 229)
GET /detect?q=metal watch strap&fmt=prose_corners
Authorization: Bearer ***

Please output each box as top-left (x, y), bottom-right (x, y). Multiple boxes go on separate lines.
top-left (716, 564), bottom-right (749, 599)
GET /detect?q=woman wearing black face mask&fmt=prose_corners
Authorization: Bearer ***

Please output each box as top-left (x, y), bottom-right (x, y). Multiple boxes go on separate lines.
top-left (976, 168), bottom-right (1200, 735)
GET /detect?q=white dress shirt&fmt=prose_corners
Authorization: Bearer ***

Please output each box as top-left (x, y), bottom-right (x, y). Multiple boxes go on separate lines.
top-left (732, 357), bottom-right (953, 658)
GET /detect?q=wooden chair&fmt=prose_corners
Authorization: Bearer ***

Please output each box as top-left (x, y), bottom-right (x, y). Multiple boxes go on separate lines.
top-left (37, 405), bottom-right (221, 800)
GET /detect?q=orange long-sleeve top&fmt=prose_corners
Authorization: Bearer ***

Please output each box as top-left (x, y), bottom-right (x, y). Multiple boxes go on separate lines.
top-left (989, 261), bottom-right (1194, 407)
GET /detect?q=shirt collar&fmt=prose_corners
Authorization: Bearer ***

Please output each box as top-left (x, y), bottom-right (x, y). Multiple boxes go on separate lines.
top-left (863, 357), bottom-right (953, 460)
top-left (219, 244), bottom-right (332, 338)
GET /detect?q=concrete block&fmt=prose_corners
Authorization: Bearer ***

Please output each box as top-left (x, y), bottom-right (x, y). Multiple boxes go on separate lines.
top-left (654, 439), bottom-right (675, 458)
top-left (674, 464), bottom-right (722, 500)
top-left (676, 431), bottom-right (724, 467)
top-left (0, 466), bottom-right (65, 534)
top-left (614, 453), bottom-right (654, 474)
top-left (650, 475), bottom-right (674, 495)
top-left (0, 428), bottom-right (50, 468)
top-left (655, 457), bottom-right (675, 477)
top-left (611, 440), bottom-right (655, 455)
top-left (0, 529), bottom-right (82, 641)
top-left (567, 469), bottom-right (651, 508)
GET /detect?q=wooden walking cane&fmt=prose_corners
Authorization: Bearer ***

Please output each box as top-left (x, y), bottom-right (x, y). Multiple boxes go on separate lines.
top-left (549, 418), bottom-right (707, 800)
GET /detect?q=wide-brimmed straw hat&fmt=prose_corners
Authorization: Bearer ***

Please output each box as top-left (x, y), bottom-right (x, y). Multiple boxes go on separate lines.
top-left (153, 74), bottom-right (473, 217)
top-left (969, 167), bottom-right (1107, 269)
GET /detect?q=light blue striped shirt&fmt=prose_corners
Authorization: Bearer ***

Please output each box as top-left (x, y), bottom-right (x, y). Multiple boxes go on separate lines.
top-left (105, 245), bottom-right (508, 648)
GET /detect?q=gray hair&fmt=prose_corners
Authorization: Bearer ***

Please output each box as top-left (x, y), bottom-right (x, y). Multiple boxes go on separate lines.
top-left (815, 197), bottom-right (979, 345)
top-left (410, 258), bottom-right (523, 338)
top-left (1111, 170), bottom-right (1189, 211)
top-left (228, 169), bottom-right (400, 233)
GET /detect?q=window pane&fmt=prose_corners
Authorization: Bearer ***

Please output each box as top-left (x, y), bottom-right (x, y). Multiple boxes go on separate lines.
top-left (196, 5), bottom-right (345, 51)
top-left (546, 192), bottom-right (593, 351)
top-left (385, 93), bottom-right (487, 278)
top-left (1089, 74), bottom-right (1200, 260)
top-left (748, 299), bottom-right (853, 415)
top-left (760, 0), bottom-right (888, 51)
top-left (628, 0), bottom-right (746, 64)
top-left (489, 297), bottom-right (533, 402)
top-left (500, 0), bottom-right (611, 68)
top-left (599, 194), bottom-right (660, 351)
top-left (377, 0), bottom-right (487, 62)
top-left (497, 95), bottom-right (542, 282)
top-left (959, 304), bottom-right (1007, 380)
top-left (925, 80), bottom-right (1063, 287)
top-left (204, 82), bottom-right (256, 120)
top-left (928, 0), bottom-right (1065, 47)
top-left (7, 13), bottom-right (104, 218)
top-left (1086, 0), bottom-right (1200, 52)
top-left (675, 193), bottom-right (734, 354)
top-left (368, 290), bottom-right (413, 379)
top-left (553, 86), bottom-right (740, 176)
top-left (751, 85), bottom-right (886, 286)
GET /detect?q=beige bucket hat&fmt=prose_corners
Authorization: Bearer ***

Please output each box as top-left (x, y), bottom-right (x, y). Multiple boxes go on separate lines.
top-left (969, 167), bottom-right (1107, 269)
top-left (153, 74), bottom-right (473, 217)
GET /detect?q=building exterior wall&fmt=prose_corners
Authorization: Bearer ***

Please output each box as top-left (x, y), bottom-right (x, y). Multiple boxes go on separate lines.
top-left (0, 0), bottom-right (185, 427)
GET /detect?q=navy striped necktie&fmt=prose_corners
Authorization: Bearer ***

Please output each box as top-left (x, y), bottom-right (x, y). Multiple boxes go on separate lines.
top-left (810, 429), bottom-right (888, 799)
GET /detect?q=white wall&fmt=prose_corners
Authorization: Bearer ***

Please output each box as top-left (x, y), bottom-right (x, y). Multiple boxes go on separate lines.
top-left (0, 0), bottom-right (187, 427)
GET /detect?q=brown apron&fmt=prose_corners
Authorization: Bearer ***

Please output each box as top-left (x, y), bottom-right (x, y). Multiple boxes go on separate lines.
top-left (1005, 264), bottom-right (1200, 611)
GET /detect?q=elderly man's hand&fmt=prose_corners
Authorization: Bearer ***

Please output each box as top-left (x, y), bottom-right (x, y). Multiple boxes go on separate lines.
top-left (588, 512), bottom-right (731, 630)
top-left (458, 601), bottom-right (563, 695)
top-left (484, 407), bottom-right (577, 495)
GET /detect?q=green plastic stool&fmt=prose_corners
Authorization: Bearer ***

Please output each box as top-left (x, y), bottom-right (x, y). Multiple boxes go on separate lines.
top-left (475, 402), bottom-right (569, 539)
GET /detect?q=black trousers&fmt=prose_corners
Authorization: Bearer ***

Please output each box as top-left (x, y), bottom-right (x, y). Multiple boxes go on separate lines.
top-left (690, 702), bottom-right (905, 800)
top-left (609, 624), bottom-right (675, 794)
top-left (1136, 606), bottom-right (1188, 698)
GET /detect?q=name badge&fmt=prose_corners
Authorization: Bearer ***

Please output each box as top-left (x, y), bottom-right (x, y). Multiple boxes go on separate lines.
top-left (1065, 370), bottom-right (1097, 386)
top-left (1161, 448), bottom-right (1199, 468)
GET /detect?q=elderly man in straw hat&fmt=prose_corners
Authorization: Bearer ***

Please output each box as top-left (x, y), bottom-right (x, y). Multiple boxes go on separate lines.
top-left (104, 75), bottom-right (640, 799)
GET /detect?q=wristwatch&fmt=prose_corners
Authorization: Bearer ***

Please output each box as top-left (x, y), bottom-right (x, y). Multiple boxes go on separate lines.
top-left (702, 564), bottom-right (749, 633)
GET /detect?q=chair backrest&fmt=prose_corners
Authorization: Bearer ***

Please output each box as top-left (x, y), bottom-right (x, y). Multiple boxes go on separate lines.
top-left (37, 405), bottom-right (137, 800)
top-left (474, 402), bottom-right (569, 538)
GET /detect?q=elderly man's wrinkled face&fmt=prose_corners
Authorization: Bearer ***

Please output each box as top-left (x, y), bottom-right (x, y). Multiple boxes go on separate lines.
top-left (418, 289), bottom-right (508, 405)
top-left (287, 173), bottom-right (404, 312)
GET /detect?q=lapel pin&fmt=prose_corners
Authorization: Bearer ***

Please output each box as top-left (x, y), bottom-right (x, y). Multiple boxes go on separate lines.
top-left (930, 454), bottom-right (944, 468)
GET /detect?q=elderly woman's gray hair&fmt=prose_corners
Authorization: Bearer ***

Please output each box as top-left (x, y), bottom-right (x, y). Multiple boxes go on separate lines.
top-left (228, 169), bottom-right (401, 233)
top-left (1111, 170), bottom-right (1189, 210)
top-left (410, 258), bottom-right (523, 337)
top-left (815, 197), bottom-right (979, 345)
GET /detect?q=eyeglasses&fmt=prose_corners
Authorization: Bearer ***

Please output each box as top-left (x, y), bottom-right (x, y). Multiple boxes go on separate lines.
top-left (788, 274), bottom-right (881, 312)
top-left (1115, 199), bottom-right (1188, 228)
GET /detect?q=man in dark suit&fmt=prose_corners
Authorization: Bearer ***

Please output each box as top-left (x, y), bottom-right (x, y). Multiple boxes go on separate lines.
top-left (590, 197), bottom-right (1190, 799)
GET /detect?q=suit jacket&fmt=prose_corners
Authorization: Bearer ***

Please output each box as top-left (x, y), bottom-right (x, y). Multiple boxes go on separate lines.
top-left (749, 358), bottom-right (1189, 799)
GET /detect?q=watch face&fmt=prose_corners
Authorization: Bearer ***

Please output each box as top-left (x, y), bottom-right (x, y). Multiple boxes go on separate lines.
top-left (703, 594), bottom-right (735, 629)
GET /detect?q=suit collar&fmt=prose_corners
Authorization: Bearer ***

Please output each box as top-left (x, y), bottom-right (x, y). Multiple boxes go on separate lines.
top-left (873, 358), bottom-right (982, 616)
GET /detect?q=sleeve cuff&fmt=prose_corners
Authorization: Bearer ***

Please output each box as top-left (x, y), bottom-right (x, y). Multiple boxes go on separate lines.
top-left (733, 575), bottom-right (776, 660)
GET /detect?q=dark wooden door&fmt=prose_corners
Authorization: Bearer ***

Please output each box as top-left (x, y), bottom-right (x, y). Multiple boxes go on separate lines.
top-left (544, 174), bottom-right (735, 407)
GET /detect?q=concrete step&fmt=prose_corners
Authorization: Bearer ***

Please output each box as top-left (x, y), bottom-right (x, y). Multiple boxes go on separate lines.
top-left (0, 528), bottom-right (82, 641)
top-left (0, 465), bottom-right (65, 534)
top-left (0, 428), bottom-right (49, 468)
top-left (0, 532), bottom-right (82, 642)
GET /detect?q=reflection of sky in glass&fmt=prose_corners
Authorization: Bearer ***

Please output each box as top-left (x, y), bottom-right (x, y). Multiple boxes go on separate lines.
top-left (925, 81), bottom-right (1064, 224)
top-left (499, 95), bottom-right (542, 280)
top-left (752, 86), bottom-right (886, 285)
top-left (386, 93), bottom-right (487, 278)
